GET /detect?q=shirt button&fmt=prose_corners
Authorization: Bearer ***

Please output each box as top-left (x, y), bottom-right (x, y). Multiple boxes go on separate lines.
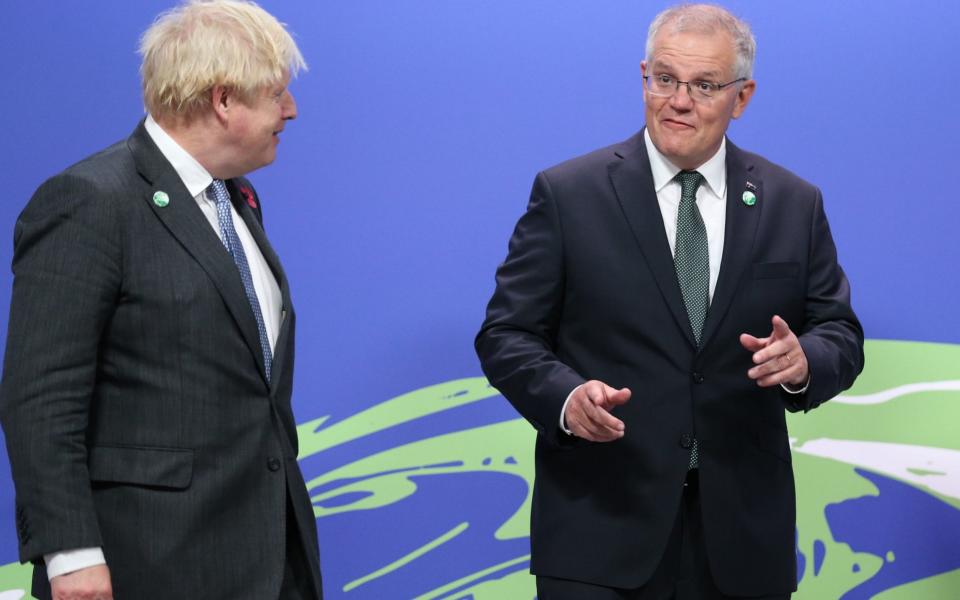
top-left (267, 457), bottom-right (282, 472)
top-left (680, 434), bottom-right (693, 449)
top-left (691, 372), bottom-right (704, 384)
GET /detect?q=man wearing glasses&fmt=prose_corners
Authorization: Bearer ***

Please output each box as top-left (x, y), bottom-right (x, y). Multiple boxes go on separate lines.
top-left (476, 4), bottom-right (863, 599)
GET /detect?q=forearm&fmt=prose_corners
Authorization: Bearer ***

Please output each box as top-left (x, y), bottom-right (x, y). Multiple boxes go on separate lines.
top-left (794, 191), bottom-right (865, 411)
top-left (476, 325), bottom-right (585, 441)
top-left (476, 171), bottom-right (586, 443)
top-left (0, 174), bottom-right (120, 560)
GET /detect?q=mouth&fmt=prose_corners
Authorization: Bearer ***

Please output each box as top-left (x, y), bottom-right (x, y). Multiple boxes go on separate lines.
top-left (662, 118), bottom-right (694, 131)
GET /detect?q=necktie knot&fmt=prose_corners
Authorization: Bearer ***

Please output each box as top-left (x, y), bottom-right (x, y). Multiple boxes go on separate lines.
top-left (676, 170), bottom-right (704, 204)
top-left (208, 179), bottom-right (230, 206)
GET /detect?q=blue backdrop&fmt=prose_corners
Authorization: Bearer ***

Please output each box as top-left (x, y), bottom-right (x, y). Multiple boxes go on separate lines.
top-left (1, 2), bottom-right (959, 598)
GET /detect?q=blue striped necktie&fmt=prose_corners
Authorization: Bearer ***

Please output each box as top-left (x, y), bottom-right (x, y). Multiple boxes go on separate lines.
top-left (208, 179), bottom-right (273, 382)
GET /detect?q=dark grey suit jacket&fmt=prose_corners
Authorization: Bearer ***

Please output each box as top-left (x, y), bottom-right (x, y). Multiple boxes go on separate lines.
top-left (0, 121), bottom-right (321, 599)
top-left (476, 130), bottom-right (864, 596)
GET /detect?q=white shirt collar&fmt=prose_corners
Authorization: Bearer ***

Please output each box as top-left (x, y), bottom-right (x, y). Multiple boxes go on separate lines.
top-left (643, 128), bottom-right (727, 198)
top-left (144, 114), bottom-right (214, 198)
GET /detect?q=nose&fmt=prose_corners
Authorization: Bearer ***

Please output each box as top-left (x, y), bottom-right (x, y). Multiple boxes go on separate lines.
top-left (282, 90), bottom-right (297, 121)
top-left (669, 83), bottom-right (694, 110)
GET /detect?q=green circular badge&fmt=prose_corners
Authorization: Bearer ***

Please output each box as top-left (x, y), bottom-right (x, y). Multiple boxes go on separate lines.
top-left (742, 190), bottom-right (757, 206)
top-left (152, 191), bottom-right (170, 208)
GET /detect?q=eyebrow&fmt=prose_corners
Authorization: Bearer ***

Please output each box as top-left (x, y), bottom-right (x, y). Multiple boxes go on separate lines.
top-left (651, 60), bottom-right (723, 80)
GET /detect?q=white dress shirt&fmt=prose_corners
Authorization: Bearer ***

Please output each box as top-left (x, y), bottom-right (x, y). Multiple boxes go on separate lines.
top-left (643, 129), bottom-right (727, 299)
top-left (45, 116), bottom-right (282, 579)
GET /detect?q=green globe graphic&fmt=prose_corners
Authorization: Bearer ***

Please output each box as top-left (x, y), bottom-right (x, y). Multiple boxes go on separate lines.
top-left (1, 340), bottom-right (957, 599)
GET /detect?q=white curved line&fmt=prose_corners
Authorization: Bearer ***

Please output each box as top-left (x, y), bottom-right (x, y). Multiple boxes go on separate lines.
top-left (793, 438), bottom-right (960, 500)
top-left (833, 380), bottom-right (960, 405)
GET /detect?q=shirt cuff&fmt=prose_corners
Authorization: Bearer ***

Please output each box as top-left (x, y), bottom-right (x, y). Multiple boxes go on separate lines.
top-left (559, 385), bottom-right (582, 435)
top-left (781, 375), bottom-right (811, 395)
top-left (45, 547), bottom-right (106, 580)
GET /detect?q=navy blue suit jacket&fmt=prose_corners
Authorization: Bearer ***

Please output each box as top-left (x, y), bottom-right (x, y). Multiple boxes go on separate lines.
top-left (476, 130), bottom-right (863, 595)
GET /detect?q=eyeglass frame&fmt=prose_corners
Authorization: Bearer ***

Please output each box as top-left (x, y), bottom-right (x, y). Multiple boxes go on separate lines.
top-left (643, 73), bottom-right (748, 101)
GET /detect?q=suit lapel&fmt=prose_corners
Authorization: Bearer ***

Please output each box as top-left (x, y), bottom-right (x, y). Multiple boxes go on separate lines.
top-left (608, 131), bottom-right (699, 347)
top-left (229, 181), bottom-right (294, 393)
top-left (699, 140), bottom-right (761, 348)
top-left (127, 122), bottom-right (269, 385)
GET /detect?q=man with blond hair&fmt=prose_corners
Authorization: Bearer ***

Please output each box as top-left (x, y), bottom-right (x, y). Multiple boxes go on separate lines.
top-left (477, 3), bottom-right (863, 599)
top-left (0, 1), bottom-right (322, 598)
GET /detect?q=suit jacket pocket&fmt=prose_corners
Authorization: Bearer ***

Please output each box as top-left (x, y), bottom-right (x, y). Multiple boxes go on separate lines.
top-left (752, 262), bottom-right (800, 279)
top-left (88, 445), bottom-right (193, 489)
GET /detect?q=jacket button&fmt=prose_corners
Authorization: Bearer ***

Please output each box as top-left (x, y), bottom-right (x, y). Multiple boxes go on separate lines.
top-left (267, 457), bottom-right (282, 472)
top-left (691, 372), bottom-right (704, 384)
top-left (680, 434), bottom-right (693, 449)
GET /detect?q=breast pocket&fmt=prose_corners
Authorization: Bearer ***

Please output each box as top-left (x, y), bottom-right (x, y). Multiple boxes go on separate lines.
top-left (752, 262), bottom-right (800, 280)
top-left (743, 262), bottom-right (804, 327)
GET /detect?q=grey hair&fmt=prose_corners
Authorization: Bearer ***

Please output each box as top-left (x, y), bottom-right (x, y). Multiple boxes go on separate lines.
top-left (645, 4), bottom-right (756, 80)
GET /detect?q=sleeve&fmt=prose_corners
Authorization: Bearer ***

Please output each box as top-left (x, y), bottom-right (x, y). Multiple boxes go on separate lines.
top-left (475, 172), bottom-right (586, 446)
top-left (790, 188), bottom-right (865, 412)
top-left (0, 173), bottom-right (122, 562)
top-left (44, 547), bottom-right (106, 579)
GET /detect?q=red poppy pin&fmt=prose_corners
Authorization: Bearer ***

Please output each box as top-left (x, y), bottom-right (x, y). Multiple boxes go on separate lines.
top-left (239, 186), bottom-right (257, 209)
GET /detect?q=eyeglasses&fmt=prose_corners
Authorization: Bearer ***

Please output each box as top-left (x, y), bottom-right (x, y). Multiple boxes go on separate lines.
top-left (643, 73), bottom-right (747, 102)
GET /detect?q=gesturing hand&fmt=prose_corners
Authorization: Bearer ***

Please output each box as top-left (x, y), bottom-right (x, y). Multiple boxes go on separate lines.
top-left (740, 315), bottom-right (809, 388)
top-left (564, 380), bottom-right (631, 441)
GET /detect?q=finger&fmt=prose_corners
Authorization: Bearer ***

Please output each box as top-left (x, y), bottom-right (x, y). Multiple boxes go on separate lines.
top-left (747, 356), bottom-right (785, 379)
top-left (747, 352), bottom-right (795, 380)
top-left (568, 389), bottom-right (606, 437)
top-left (569, 399), bottom-right (622, 440)
top-left (571, 399), bottom-right (624, 440)
top-left (739, 333), bottom-right (767, 352)
top-left (750, 338), bottom-right (798, 365)
top-left (570, 411), bottom-right (621, 441)
top-left (749, 354), bottom-right (799, 385)
top-left (770, 315), bottom-right (792, 339)
top-left (581, 381), bottom-right (609, 407)
top-left (570, 420), bottom-right (602, 441)
top-left (581, 425), bottom-right (624, 442)
top-left (600, 386), bottom-right (631, 408)
top-left (755, 363), bottom-right (803, 387)
top-left (582, 382), bottom-right (627, 424)
top-left (583, 398), bottom-right (625, 432)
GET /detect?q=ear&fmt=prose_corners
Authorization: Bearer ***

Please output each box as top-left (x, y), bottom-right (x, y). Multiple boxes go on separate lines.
top-left (640, 60), bottom-right (649, 77)
top-left (731, 79), bottom-right (756, 119)
top-left (210, 84), bottom-right (232, 123)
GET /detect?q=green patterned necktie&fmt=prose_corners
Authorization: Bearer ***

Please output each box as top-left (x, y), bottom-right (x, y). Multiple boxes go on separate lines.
top-left (674, 170), bottom-right (708, 470)
top-left (674, 170), bottom-right (710, 346)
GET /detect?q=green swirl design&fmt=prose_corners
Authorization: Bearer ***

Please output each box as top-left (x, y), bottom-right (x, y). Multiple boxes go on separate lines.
top-left (0, 340), bottom-right (957, 599)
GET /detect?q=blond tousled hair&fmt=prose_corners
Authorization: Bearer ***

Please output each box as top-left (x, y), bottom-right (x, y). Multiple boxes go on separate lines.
top-left (139, 0), bottom-right (307, 120)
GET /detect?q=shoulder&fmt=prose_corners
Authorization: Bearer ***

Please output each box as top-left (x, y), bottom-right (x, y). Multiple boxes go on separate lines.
top-left (540, 132), bottom-right (643, 185)
top-left (21, 138), bottom-right (136, 222)
top-left (732, 143), bottom-right (820, 198)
